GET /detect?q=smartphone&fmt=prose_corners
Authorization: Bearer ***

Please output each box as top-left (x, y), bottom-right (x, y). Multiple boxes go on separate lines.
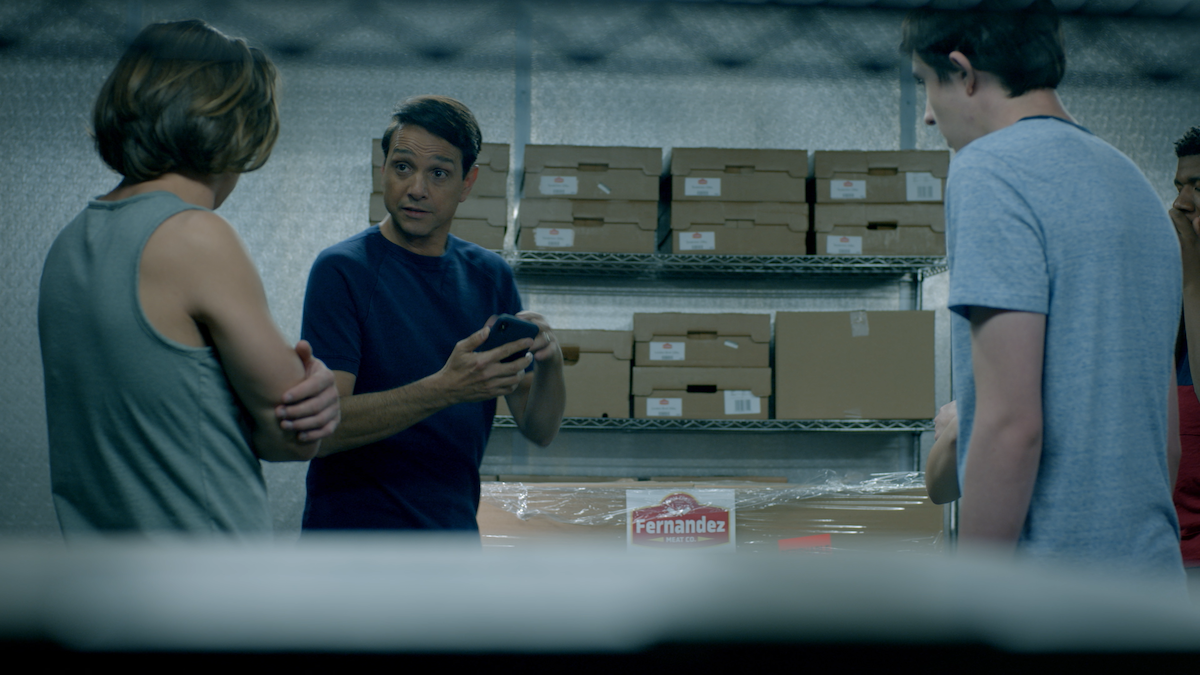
top-left (476, 314), bottom-right (540, 363)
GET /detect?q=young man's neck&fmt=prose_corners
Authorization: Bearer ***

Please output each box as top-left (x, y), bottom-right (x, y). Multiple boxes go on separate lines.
top-left (988, 88), bottom-right (1075, 135)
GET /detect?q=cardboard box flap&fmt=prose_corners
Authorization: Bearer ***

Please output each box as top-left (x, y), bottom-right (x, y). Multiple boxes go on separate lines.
top-left (814, 150), bottom-right (950, 179)
top-left (670, 148), bottom-right (808, 179)
top-left (670, 201), bottom-right (807, 233)
top-left (477, 143), bottom-right (510, 172)
top-left (453, 196), bottom-right (507, 226)
top-left (556, 329), bottom-right (634, 360)
top-left (633, 313), bottom-right (771, 344)
top-left (632, 367), bottom-right (772, 396)
top-left (520, 199), bottom-right (657, 232)
top-left (524, 145), bottom-right (662, 176)
top-left (371, 138), bottom-right (385, 168)
top-left (813, 203), bottom-right (945, 232)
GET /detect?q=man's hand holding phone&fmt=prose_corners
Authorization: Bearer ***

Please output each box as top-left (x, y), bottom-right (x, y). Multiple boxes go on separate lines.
top-left (432, 316), bottom-right (536, 405)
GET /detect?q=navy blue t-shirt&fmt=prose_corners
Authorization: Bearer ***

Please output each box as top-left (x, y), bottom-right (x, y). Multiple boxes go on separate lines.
top-left (300, 227), bottom-right (522, 531)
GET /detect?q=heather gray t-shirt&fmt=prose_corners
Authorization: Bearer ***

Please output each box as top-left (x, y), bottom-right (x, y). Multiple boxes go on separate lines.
top-left (948, 117), bottom-right (1184, 581)
top-left (39, 191), bottom-right (271, 536)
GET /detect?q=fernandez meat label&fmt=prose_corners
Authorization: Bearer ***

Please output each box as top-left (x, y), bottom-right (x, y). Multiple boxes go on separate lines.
top-left (626, 489), bottom-right (736, 552)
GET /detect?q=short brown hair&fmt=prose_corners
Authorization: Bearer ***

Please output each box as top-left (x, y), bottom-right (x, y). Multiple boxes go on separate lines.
top-left (92, 19), bottom-right (280, 182)
top-left (901, 0), bottom-right (1065, 98)
top-left (381, 95), bottom-right (481, 175)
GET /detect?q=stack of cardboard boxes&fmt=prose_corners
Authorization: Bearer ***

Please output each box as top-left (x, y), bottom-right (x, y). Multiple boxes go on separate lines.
top-left (667, 148), bottom-right (809, 255)
top-left (631, 313), bottom-right (772, 420)
top-left (812, 150), bottom-right (950, 255)
top-left (371, 140), bottom-right (510, 249)
top-left (519, 145), bottom-right (661, 253)
top-left (493, 310), bottom-right (936, 423)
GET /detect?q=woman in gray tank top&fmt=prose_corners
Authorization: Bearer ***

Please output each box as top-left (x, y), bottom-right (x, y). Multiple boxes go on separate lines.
top-left (38, 20), bottom-right (340, 536)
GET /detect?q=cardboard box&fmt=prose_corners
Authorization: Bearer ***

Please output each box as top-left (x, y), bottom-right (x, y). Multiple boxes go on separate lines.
top-left (523, 145), bottom-right (661, 202)
top-left (814, 150), bottom-right (950, 204)
top-left (373, 140), bottom-right (509, 198)
top-left (499, 329), bottom-right (634, 418)
top-left (468, 142), bottom-right (510, 198)
top-left (633, 367), bottom-right (771, 420)
top-left (634, 313), bottom-right (770, 367)
top-left (518, 199), bottom-right (657, 253)
top-left (670, 148), bottom-right (807, 202)
top-left (775, 311), bottom-right (935, 420)
top-left (370, 193), bottom-right (507, 249)
top-left (813, 203), bottom-right (945, 255)
top-left (478, 479), bottom-right (943, 554)
top-left (669, 201), bottom-right (807, 255)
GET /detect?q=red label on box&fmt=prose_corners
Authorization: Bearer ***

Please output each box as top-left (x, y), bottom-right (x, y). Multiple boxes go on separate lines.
top-left (630, 492), bottom-right (731, 549)
top-left (778, 533), bottom-right (833, 552)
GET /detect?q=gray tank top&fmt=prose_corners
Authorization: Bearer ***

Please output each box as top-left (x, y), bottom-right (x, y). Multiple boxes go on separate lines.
top-left (39, 191), bottom-right (272, 536)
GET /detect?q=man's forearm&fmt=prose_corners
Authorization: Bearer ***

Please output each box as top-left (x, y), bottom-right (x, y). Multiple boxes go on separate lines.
top-left (511, 361), bottom-right (566, 447)
top-left (959, 421), bottom-right (1042, 546)
top-left (960, 308), bottom-right (1046, 550)
top-left (316, 377), bottom-right (452, 457)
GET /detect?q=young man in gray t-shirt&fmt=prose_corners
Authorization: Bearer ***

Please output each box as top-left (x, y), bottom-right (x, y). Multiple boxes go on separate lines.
top-left (903, 3), bottom-right (1184, 582)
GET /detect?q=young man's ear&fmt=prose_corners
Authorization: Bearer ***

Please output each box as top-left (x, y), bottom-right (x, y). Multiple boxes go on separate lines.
top-left (948, 50), bottom-right (976, 95)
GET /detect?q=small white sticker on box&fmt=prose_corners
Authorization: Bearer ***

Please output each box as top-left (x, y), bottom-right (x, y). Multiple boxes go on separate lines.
top-left (724, 390), bottom-right (761, 415)
top-left (684, 177), bottom-right (721, 197)
top-left (539, 175), bottom-right (578, 195)
top-left (826, 235), bottom-right (862, 255)
top-left (534, 227), bottom-right (575, 247)
top-left (649, 341), bottom-right (685, 361)
top-left (722, 340), bottom-right (739, 349)
top-left (597, 183), bottom-right (611, 195)
top-left (647, 398), bottom-right (683, 417)
top-left (849, 310), bottom-right (869, 337)
top-left (906, 172), bottom-right (942, 201)
top-left (830, 180), bottom-right (866, 200)
top-left (679, 231), bottom-right (716, 251)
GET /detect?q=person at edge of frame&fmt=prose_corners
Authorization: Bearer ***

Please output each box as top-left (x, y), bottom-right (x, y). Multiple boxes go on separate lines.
top-left (903, 0), bottom-right (1185, 586)
top-left (39, 19), bottom-right (341, 536)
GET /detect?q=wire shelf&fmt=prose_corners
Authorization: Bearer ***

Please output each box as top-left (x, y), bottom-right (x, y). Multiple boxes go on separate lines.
top-left (492, 416), bottom-right (933, 432)
top-left (502, 250), bottom-right (947, 278)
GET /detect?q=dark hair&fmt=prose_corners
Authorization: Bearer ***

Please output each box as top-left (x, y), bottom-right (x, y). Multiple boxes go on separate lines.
top-left (901, 0), bottom-right (1065, 98)
top-left (1176, 127), bottom-right (1200, 159)
top-left (92, 19), bottom-right (280, 182)
top-left (380, 95), bottom-right (481, 175)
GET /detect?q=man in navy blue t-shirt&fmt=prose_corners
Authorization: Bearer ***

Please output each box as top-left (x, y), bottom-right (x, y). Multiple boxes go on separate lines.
top-left (300, 96), bottom-right (565, 532)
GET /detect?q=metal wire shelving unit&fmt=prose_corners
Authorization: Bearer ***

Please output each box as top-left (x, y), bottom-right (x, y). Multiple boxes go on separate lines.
top-left (493, 416), bottom-right (933, 432)
top-left (501, 250), bottom-right (947, 279)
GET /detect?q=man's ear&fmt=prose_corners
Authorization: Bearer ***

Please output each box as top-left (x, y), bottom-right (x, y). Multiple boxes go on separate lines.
top-left (948, 50), bottom-right (976, 95)
top-left (460, 164), bottom-right (479, 202)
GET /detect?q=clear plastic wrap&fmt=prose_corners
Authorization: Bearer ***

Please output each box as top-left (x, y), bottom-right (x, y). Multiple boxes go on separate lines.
top-left (479, 471), bottom-right (944, 554)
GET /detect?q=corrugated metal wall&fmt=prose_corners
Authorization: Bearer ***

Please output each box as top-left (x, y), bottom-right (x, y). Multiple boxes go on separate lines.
top-left (2, 0), bottom-right (1197, 536)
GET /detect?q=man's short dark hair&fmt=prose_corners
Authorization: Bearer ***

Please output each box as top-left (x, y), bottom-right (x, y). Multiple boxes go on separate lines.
top-left (1176, 128), bottom-right (1200, 159)
top-left (901, 0), bottom-right (1066, 98)
top-left (92, 19), bottom-right (280, 182)
top-left (380, 95), bottom-right (481, 175)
